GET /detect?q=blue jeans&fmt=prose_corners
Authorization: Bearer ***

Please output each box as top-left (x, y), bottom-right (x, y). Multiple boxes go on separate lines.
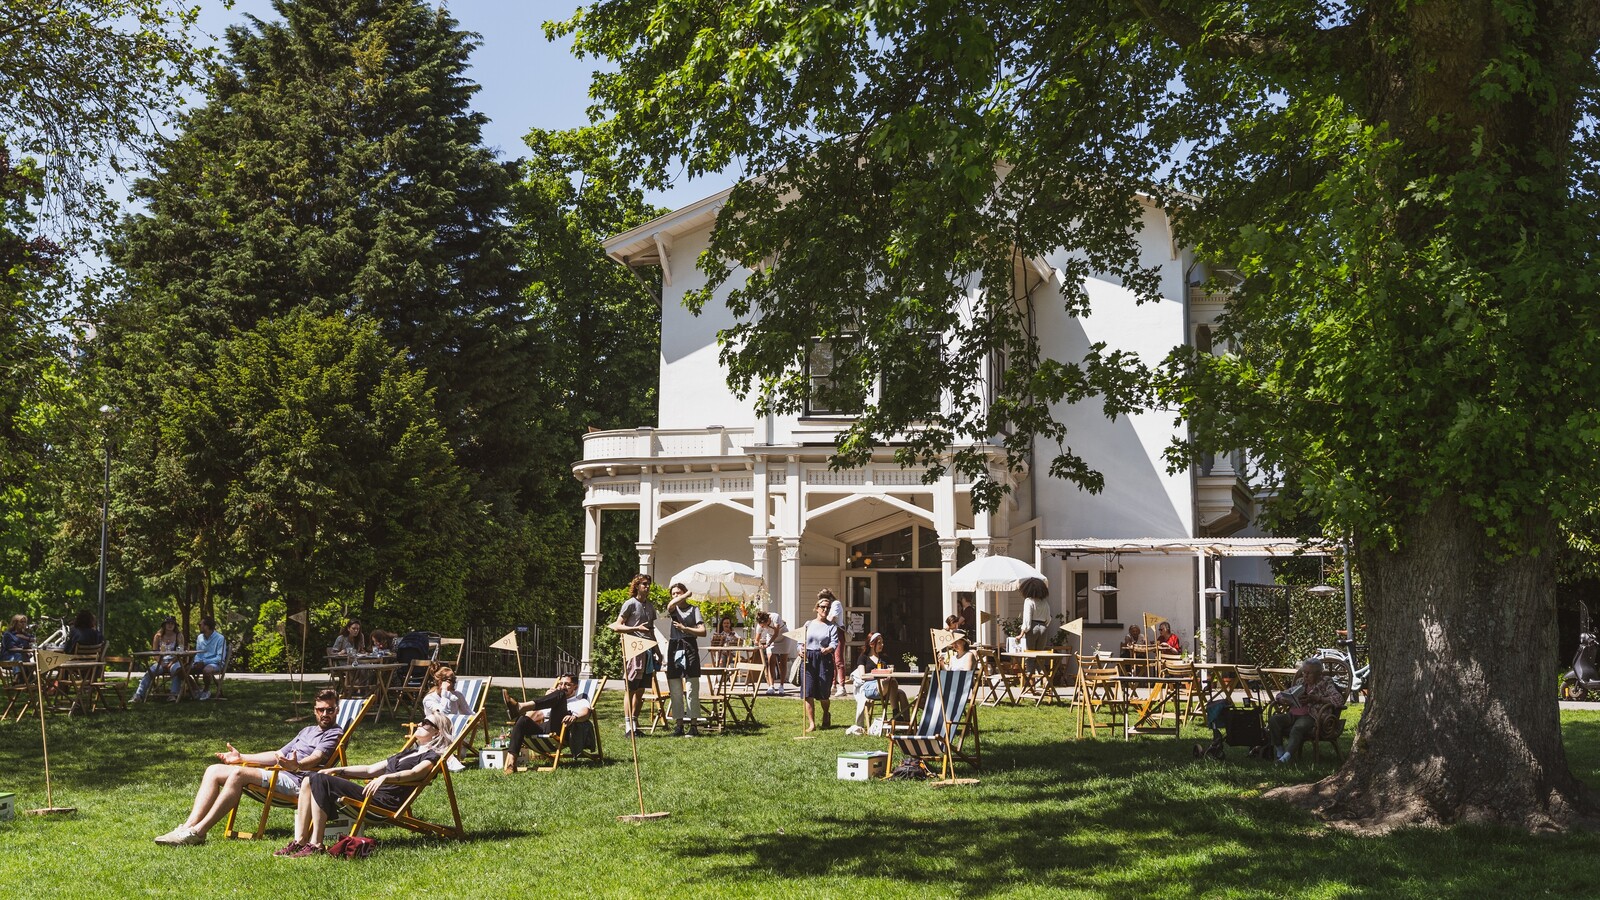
top-left (136, 661), bottom-right (183, 699)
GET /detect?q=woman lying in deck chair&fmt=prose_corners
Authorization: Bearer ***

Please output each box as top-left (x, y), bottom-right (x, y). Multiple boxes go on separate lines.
top-left (274, 710), bottom-right (454, 857)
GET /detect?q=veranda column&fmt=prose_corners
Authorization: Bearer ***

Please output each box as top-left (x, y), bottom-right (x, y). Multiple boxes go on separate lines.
top-left (579, 505), bottom-right (603, 677)
top-left (971, 539), bottom-right (994, 649)
top-left (636, 542), bottom-right (655, 578)
top-left (939, 537), bottom-right (960, 635)
top-left (779, 537), bottom-right (801, 629)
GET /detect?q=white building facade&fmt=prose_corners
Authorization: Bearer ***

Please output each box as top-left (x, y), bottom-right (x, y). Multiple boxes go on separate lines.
top-left (573, 188), bottom-right (1277, 672)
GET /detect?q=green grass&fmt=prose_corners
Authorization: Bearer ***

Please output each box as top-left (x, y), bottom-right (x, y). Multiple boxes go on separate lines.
top-left (3, 683), bottom-right (1600, 898)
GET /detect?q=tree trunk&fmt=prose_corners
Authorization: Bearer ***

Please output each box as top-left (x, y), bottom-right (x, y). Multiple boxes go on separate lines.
top-left (360, 572), bottom-right (381, 623)
top-left (1267, 493), bottom-right (1590, 831)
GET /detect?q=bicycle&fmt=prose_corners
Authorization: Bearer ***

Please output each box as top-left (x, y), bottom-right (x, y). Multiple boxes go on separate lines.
top-left (1313, 630), bottom-right (1370, 705)
top-left (33, 615), bottom-right (70, 651)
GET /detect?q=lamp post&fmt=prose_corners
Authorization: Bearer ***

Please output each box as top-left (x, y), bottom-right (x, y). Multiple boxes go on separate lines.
top-left (96, 405), bottom-right (115, 633)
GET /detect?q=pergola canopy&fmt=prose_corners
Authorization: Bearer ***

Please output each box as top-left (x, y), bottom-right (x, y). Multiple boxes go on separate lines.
top-left (1037, 537), bottom-right (1340, 559)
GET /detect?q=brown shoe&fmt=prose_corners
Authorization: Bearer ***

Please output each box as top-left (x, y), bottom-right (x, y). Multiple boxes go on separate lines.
top-left (502, 688), bottom-right (520, 721)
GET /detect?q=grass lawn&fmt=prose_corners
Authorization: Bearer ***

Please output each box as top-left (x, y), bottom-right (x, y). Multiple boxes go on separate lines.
top-left (3, 681), bottom-right (1599, 898)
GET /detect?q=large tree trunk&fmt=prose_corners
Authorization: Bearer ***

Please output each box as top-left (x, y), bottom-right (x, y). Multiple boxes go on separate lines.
top-left (1267, 493), bottom-right (1590, 831)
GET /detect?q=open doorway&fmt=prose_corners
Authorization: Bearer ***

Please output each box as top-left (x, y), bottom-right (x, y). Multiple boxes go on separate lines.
top-left (877, 572), bottom-right (942, 669)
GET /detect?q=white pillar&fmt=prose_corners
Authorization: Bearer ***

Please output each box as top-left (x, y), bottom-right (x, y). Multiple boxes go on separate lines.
top-left (1195, 549), bottom-right (1208, 661)
top-left (636, 542), bottom-right (655, 577)
top-left (579, 506), bottom-right (603, 677)
top-left (779, 537), bottom-right (801, 628)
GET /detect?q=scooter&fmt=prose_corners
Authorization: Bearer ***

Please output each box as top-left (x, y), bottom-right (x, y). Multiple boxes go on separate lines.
top-left (1561, 632), bottom-right (1600, 701)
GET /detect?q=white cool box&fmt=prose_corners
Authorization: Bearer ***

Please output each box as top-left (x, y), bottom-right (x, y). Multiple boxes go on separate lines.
top-left (0, 792), bottom-right (13, 821)
top-left (837, 751), bottom-right (888, 781)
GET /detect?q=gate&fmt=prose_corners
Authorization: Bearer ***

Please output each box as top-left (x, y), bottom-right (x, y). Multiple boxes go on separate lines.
top-left (462, 625), bottom-right (584, 679)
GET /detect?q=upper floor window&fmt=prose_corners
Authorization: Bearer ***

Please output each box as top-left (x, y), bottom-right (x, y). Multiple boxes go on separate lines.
top-left (806, 338), bottom-right (867, 417)
top-left (806, 333), bottom-right (944, 420)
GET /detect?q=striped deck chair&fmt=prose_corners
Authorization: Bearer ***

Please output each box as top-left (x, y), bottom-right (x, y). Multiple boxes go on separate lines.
top-left (511, 678), bottom-right (605, 771)
top-left (343, 710), bottom-right (481, 839)
top-left (223, 694), bottom-right (372, 839)
top-left (452, 676), bottom-right (491, 753)
top-left (885, 669), bottom-right (979, 779)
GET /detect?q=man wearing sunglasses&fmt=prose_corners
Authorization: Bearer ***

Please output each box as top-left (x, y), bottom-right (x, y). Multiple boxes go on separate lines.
top-left (155, 688), bottom-right (345, 846)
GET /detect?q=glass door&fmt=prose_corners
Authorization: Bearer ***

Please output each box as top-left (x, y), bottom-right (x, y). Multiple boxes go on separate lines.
top-left (844, 572), bottom-right (876, 665)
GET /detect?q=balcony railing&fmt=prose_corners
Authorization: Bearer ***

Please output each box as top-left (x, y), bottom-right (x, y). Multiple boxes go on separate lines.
top-left (582, 426), bottom-right (756, 462)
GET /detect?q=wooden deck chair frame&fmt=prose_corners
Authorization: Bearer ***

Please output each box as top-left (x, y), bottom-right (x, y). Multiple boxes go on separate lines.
top-left (884, 669), bottom-right (979, 780)
top-left (342, 710), bottom-right (480, 839)
top-left (223, 695), bottom-right (373, 840)
top-left (505, 678), bottom-right (606, 770)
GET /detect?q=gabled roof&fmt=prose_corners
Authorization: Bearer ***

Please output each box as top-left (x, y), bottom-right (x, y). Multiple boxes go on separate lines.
top-left (602, 186), bottom-right (733, 268)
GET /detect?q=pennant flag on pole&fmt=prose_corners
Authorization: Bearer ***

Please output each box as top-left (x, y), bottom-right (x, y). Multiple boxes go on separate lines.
top-left (1143, 612), bottom-right (1166, 634)
top-left (1062, 617), bottom-right (1085, 636)
top-left (782, 626), bottom-right (807, 645)
top-left (34, 649), bottom-right (69, 675)
top-left (287, 611), bottom-right (308, 626)
top-left (621, 633), bottom-right (656, 661)
top-left (653, 615), bottom-right (674, 653)
top-left (489, 630), bottom-right (519, 652)
top-left (930, 628), bottom-right (958, 654)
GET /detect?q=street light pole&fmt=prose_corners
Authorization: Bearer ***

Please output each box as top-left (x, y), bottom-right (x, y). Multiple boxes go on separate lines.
top-left (96, 405), bottom-right (114, 633)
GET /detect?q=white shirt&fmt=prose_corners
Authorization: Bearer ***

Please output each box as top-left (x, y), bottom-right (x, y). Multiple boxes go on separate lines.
top-left (1023, 596), bottom-right (1051, 627)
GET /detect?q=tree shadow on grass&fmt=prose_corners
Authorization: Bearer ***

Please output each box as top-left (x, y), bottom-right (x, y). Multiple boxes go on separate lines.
top-left (665, 724), bottom-right (1600, 899)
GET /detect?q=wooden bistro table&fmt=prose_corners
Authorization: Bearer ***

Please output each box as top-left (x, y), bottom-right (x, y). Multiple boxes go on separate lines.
top-left (48, 659), bottom-right (109, 716)
top-left (1002, 651), bottom-right (1071, 706)
top-left (130, 649), bottom-right (200, 701)
top-left (1193, 662), bottom-right (1241, 708)
top-left (326, 661), bottom-right (404, 721)
top-left (1109, 675), bottom-right (1192, 740)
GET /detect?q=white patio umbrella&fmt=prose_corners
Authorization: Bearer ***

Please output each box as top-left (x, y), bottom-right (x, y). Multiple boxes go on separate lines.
top-left (947, 555), bottom-right (1048, 591)
top-left (667, 559), bottom-right (765, 601)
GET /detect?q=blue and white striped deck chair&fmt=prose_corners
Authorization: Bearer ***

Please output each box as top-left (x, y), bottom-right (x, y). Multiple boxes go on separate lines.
top-left (452, 676), bottom-right (491, 753)
top-left (885, 669), bottom-right (980, 779)
top-left (223, 694), bottom-right (373, 840)
top-left (515, 677), bottom-right (606, 771)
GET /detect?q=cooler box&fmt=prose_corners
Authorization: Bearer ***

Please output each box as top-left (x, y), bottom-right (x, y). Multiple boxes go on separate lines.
top-left (0, 792), bottom-right (13, 821)
top-left (837, 751), bottom-right (888, 781)
top-left (479, 748), bottom-right (510, 771)
top-left (323, 813), bottom-right (356, 840)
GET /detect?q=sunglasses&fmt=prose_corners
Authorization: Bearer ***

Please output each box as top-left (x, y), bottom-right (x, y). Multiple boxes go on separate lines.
top-left (314, 706), bottom-right (336, 714)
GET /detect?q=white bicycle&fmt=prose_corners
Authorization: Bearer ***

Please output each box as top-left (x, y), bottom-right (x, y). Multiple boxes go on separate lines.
top-left (1313, 631), bottom-right (1370, 705)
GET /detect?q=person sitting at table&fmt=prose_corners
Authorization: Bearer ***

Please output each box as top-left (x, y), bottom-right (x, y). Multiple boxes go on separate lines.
top-left (133, 615), bottom-right (187, 703)
top-left (846, 632), bottom-right (895, 735)
top-left (155, 688), bottom-right (345, 846)
top-left (368, 629), bottom-right (394, 654)
top-left (192, 616), bottom-right (226, 700)
top-left (421, 666), bottom-right (473, 717)
top-left (276, 710), bottom-right (454, 857)
top-left (1155, 621), bottom-right (1182, 653)
top-left (1119, 624), bottom-right (1143, 655)
top-left (2, 614), bottom-right (32, 661)
top-left (945, 631), bottom-right (977, 671)
top-left (65, 610), bottom-right (103, 653)
top-left (330, 619), bottom-right (369, 657)
top-left (709, 616), bottom-right (738, 667)
top-left (500, 674), bottom-right (594, 773)
top-left (1263, 657), bottom-right (1345, 763)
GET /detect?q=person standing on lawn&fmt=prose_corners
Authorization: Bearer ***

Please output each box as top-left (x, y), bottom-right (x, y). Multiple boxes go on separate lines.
top-left (609, 574), bottom-right (658, 736)
top-left (802, 597), bottom-right (841, 732)
top-left (155, 689), bottom-right (345, 846)
top-left (665, 582), bottom-right (706, 737)
top-left (821, 589), bottom-right (848, 697)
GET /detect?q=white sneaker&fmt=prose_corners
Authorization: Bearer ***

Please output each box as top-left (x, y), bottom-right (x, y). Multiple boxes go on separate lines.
top-left (1276, 751), bottom-right (1292, 764)
top-left (196, 690), bottom-right (211, 701)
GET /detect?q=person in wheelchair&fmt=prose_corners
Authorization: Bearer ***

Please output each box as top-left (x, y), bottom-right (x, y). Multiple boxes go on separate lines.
top-left (1263, 657), bottom-right (1344, 763)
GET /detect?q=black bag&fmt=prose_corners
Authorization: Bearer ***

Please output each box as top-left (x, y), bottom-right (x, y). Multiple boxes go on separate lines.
top-left (889, 757), bottom-right (930, 781)
top-left (1223, 703), bottom-right (1266, 748)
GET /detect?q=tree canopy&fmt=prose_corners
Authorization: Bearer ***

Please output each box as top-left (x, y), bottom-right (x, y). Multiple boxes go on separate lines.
top-left (554, 0), bottom-right (1600, 829)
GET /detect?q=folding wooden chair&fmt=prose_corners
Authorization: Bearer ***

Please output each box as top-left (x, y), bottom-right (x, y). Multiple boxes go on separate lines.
top-left (1233, 663), bottom-right (1266, 704)
top-left (435, 638), bottom-right (464, 669)
top-left (208, 634), bottom-right (245, 700)
top-left (699, 669), bottom-right (728, 733)
top-left (391, 658), bottom-right (433, 716)
top-left (975, 648), bottom-right (1013, 707)
top-left (223, 694), bottom-right (373, 840)
top-left (343, 710), bottom-right (481, 839)
top-left (723, 662), bottom-right (763, 725)
top-left (1157, 658), bottom-right (1204, 724)
top-left (884, 669), bottom-right (979, 779)
top-left (1075, 666), bottom-right (1127, 738)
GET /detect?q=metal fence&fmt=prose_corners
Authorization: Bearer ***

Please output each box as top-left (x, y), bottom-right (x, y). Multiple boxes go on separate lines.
top-left (461, 625), bottom-right (584, 679)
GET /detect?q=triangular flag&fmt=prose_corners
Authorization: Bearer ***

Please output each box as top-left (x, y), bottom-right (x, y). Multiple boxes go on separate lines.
top-left (34, 649), bottom-right (69, 674)
top-left (288, 611), bottom-right (308, 626)
top-left (654, 615), bottom-right (674, 653)
top-left (782, 626), bottom-right (807, 645)
top-left (1062, 617), bottom-right (1084, 636)
top-left (621, 633), bottom-right (655, 661)
top-left (489, 630), bottom-right (518, 652)
top-left (979, 610), bottom-right (994, 624)
top-left (1143, 612), bottom-right (1166, 633)
top-left (931, 628), bottom-right (958, 653)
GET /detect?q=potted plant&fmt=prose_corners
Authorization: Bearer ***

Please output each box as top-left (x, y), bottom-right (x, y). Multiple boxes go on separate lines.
top-left (901, 652), bottom-right (919, 672)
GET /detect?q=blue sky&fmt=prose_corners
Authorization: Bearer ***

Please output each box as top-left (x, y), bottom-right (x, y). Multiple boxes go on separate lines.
top-left (196, 0), bottom-right (732, 212)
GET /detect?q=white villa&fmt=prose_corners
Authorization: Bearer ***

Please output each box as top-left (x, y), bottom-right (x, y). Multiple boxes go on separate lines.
top-left (573, 187), bottom-right (1305, 672)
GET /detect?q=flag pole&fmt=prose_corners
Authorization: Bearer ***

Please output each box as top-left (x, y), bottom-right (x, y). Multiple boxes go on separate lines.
top-left (28, 654), bottom-right (74, 815)
top-left (617, 632), bottom-right (669, 822)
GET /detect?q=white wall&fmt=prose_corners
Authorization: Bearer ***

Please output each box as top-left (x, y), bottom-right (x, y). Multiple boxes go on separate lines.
top-left (658, 224), bottom-right (756, 431)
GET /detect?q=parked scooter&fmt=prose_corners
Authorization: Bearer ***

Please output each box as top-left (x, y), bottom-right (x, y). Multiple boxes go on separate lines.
top-left (1561, 632), bottom-right (1600, 700)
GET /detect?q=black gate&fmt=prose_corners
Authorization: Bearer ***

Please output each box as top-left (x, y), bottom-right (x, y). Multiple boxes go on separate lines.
top-left (462, 625), bottom-right (583, 679)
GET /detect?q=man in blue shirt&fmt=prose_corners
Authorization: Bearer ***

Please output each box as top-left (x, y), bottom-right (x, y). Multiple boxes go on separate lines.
top-left (191, 616), bottom-right (226, 701)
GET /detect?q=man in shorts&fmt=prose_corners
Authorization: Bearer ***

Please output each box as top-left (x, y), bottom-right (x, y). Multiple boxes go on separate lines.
top-left (608, 574), bottom-right (658, 736)
top-left (154, 688), bottom-right (344, 845)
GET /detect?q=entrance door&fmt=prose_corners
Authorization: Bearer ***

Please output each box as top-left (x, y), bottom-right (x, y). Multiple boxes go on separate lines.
top-left (844, 573), bottom-right (875, 667)
top-left (878, 571), bottom-right (943, 669)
